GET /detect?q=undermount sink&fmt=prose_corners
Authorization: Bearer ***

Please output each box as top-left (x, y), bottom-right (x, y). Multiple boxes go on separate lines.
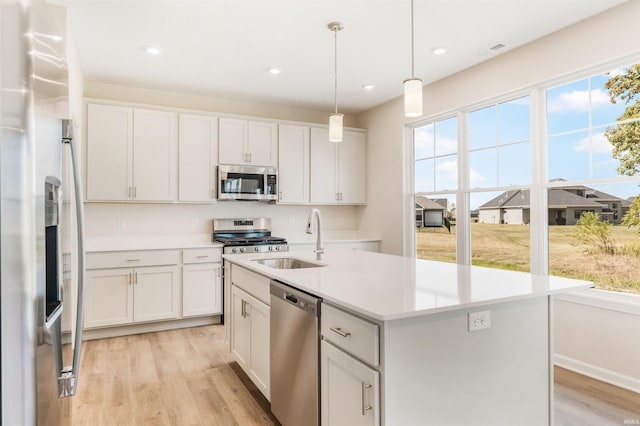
top-left (252, 257), bottom-right (326, 269)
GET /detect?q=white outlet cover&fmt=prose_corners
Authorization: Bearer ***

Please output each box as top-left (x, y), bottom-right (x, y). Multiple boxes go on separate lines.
top-left (468, 310), bottom-right (491, 332)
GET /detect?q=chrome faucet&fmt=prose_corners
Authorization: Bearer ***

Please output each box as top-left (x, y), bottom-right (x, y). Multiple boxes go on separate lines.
top-left (306, 208), bottom-right (324, 261)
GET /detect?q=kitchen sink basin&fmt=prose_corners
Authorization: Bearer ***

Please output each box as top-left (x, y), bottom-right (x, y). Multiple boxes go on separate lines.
top-left (252, 257), bottom-right (326, 269)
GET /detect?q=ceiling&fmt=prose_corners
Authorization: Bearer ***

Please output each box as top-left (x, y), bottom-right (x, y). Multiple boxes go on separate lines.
top-left (60, 0), bottom-right (626, 115)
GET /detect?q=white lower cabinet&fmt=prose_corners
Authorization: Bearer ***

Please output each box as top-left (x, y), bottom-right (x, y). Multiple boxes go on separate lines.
top-left (182, 263), bottom-right (222, 317)
top-left (230, 284), bottom-right (270, 399)
top-left (85, 265), bottom-right (179, 328)
top-left (321, 340), bottom-right (380, 426)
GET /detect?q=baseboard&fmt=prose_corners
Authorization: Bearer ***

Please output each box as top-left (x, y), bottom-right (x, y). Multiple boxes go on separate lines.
top-left (82, 315), bottom-right (221, 340)
top-left (554, 353), bottom-right (640, 394)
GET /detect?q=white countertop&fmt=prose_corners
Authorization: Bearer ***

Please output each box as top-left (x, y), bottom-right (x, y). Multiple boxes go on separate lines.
top-left (223, 249), bottom-right (593, 321)
top-left (85, 234), bottom-right (221, 252)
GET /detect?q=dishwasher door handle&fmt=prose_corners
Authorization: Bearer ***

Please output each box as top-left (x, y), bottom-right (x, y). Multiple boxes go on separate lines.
top-left (284, 292), bottom-right (298, 305)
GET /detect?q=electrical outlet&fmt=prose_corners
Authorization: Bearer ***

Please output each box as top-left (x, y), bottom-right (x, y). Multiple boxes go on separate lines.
top-left (191, 219), bottom-right (198, 230)
top-left (117, 219), bottom-right (126, 233)
top-left (468, 310), bottom-right (491, 332)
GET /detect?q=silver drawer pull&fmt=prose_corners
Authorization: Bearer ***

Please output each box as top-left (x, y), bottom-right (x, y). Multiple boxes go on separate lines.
top-left (196, 255), bottom-right (209, 258)
top-left (330, 327), bottom-right (351, 338)
top-left (127, 258), bottom-right (140, 262)
top-left (361, 381), bottom-right (372, 415)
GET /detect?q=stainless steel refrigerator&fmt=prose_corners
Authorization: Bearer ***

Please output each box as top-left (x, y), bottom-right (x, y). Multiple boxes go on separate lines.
top-left (1, 0), bottom-right (85, 424)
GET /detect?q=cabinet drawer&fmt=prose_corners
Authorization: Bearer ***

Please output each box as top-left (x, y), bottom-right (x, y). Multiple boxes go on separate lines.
top-left (86, 250), bottom-right (180, 269)
top-left (183, 247), bottom-right (222, 264)
top-left (321, 303), bottom-right (379, 367)
top-left (230, 264), bottom-right (270, 305)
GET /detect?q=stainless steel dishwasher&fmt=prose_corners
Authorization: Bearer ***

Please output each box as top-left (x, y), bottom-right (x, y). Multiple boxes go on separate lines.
top-left (270, 280), bottom-right (321, 426)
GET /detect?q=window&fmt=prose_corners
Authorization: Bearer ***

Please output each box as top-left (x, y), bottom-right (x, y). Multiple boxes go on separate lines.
top-left (468, 97), bottom-right (532, 272)
top-left (546, 64), bottom-right (640, 294)
top-left (408, 60), bottom-right (640, 295)
top-left (414, 117), bottom-right (457, 264)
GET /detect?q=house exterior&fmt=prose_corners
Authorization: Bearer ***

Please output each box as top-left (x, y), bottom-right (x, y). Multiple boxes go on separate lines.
top-left (478, 185), bottom-right (634, 225)
top-left (415, 196), bottom-right (446, 227)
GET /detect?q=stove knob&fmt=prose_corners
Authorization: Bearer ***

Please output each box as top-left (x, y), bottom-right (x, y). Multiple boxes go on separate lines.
top-left (239, 247), bottom-right (245, 253)
top-left (254, 247), bottom-right (259, 252)
top-left (231, 248), bottom-right (238, 254)
top-left (275, 246), bottom-right (281, 251)
top-left (268, 246), bottom-right (273, 251)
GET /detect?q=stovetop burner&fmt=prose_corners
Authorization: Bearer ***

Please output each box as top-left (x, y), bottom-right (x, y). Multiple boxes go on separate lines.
top-left (212, 218), bottom-right (288, 254)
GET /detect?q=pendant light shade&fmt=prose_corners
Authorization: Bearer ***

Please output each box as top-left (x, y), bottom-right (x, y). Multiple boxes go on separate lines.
top-left (404, 78), bottom-right (423, 117)
top-left (329, 113), bottom-right (344, 142)
top-left (328, 22), bottom-right (343, 142)
top-left (404, 0), bottom-right (423, 118)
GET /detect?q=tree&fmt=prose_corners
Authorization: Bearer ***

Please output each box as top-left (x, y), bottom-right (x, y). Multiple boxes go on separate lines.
top-left (572, 212), bottom-right (616, 255)
top-left (622, 197), bottom-right (640, 231)
top-left (604, 64), bottom-right (640, 176)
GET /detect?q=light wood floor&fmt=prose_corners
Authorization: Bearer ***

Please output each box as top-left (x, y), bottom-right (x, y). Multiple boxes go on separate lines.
top-left (65, 325), bottom-right (639, 425)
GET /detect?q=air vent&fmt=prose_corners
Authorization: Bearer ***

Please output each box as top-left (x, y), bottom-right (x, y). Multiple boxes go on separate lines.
top-left (490, 43), bottom-right (506, 51)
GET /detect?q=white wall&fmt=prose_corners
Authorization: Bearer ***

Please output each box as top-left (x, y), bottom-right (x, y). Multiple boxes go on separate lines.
top-left (356, 0), bottom-right (640, 391)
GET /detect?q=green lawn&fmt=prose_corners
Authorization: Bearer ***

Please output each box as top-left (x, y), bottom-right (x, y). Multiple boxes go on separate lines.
top-left (416, 223), bottom-right (640, 294)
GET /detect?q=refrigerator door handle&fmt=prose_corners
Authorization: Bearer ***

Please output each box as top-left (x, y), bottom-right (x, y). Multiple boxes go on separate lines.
top-left (57, 120), bottom-right (86, 398)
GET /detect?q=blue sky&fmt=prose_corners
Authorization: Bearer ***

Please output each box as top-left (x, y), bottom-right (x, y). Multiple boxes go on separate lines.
top-left (415, 65), bottom-right (640, 210)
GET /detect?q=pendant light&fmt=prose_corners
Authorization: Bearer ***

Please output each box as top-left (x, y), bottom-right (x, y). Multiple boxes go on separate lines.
top-left (404, 0), bottom-right (423, 117)
top-left (328, 22), bottom-right (344, 142)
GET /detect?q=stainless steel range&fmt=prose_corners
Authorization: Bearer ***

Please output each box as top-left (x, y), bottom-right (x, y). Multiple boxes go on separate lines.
top-left (212, 218), bottom-right (289, 254)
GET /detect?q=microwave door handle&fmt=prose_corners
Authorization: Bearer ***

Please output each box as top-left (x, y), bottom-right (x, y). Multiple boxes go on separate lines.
top-left (59, 121), bottom-right (86, 397)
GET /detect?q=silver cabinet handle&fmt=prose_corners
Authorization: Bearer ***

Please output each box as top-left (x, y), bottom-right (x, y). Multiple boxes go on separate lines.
top-left (128, 273), bottom-right (132, 285)
top-left (248, 153), bottom-right (252, 163)
top-left (196, 255), bottom-right (209, 258)
top-left (133, 186), bottom-right (137, 198)
top-left (127, 258), bottom-right (140, 262)
top-left (216, 267), bottom-right (221, 278)
top-left (134, 272), bottom-right (138, 284)
top-left (278, 191), bottom-right (282, 201)
top-left (330, 327), bottom-right (351, 338)
top-left (361, 382), bottom-right (372, 415)
top-left (335, 192), bottom-right (339, 201)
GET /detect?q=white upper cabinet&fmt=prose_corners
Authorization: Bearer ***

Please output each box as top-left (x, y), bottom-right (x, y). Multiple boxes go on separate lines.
top-left (278, 124), bottom-right (309, 204)
top-left (133, 108), bottom-right (177, 201)
top-left (86, 104), bottom-right (133, 201)
top-left (178, 114), bottom-right (218, 202)
top-left (219, 118), bottom-right (277, 167)
top-left (310, 128), bottom-right (366, 204)
top-left (86, 103), bottom-right (177, 202)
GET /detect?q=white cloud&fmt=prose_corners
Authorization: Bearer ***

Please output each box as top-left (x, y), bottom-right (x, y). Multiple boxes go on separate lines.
top-left (414, 126), bottom-right (457, 158)
top-left (547, 88), bottom-right (611, 113)
top-left (469, 168), bottom-right (489, 188)
top-left (574, 132), bottom-right (613, 154)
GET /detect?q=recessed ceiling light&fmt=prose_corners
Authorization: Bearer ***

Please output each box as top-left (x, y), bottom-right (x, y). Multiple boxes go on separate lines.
top-left (144, 46), bottom-right (161, 56)
top-left (268, 67), bottom-right (281, 75)
top-left (431, 46), bottom-right (447, 55)
top-left (489, 43), bottom-right (506, 51)
top-left (362, 84), bottom-right (374, 90)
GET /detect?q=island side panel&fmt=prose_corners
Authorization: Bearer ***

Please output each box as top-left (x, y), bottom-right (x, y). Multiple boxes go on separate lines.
top-left (383, 297), bottom-right (551, 426)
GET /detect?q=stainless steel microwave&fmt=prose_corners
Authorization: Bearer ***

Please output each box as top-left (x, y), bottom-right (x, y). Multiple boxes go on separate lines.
top-left (217, 165), bottom-right (278, 201)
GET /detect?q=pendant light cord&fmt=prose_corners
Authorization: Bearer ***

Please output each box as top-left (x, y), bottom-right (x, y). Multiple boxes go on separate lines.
top-left (411, 0), bottom-right (415, 79)
top-left (334, 26), bottom-right (338, 114)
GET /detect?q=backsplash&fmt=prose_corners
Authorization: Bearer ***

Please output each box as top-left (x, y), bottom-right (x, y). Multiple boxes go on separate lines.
top-left (84, 202), bottom-right (361, 237)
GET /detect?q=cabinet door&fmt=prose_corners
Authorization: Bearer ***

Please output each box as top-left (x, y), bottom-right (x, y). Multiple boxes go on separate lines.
top-left (178, 114), bottom-right (218, 202)
top-left (84, 268), bottom-right (133, 328)
top-left (321, 340), bottom-right (380, 426)
top-left (133, 265), bottom-right (179, 322)
top-left (86, 104), bottom-right (133, 201)
top-left (133, 109), bottom-right (177, 201)
top-left (248, 295), bottom-right (270, 400)
top-left (182, 262), bottom-right (222, 317)
top-left (339, 130), bottom-right (366, 204)
top-left (310, 128), bottom-right (338, 203)
top-left (278, 124), bottom-right (309, 203)
top-left (247, 121), bottom-right (277, 167)
top-left (219, 118), bottom-right (247, 164)
top-left (231, 285), bottom-right (251, 371)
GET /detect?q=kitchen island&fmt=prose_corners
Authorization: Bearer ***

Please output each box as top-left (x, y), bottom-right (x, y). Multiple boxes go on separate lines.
top-left (223, 249), bottom-right (593, 426)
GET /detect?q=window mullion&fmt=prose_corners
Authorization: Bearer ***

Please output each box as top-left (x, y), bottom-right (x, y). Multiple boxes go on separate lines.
top-left (530, 88), bottom-right (548, 275)
top-left (457, 110), bottom-right (470, 266)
